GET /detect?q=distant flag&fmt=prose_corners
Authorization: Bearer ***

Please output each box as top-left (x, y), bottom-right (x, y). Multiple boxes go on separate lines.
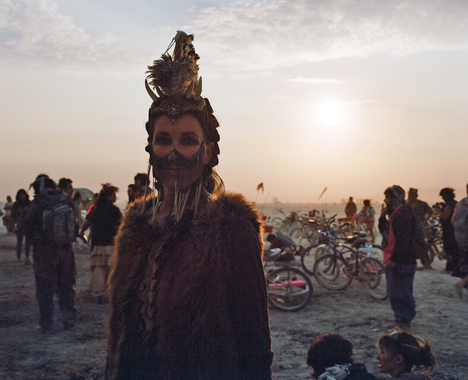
top-left (318, 187), bottom-right (327, 200)
top-left (257, 182), bottom-right (264, 193)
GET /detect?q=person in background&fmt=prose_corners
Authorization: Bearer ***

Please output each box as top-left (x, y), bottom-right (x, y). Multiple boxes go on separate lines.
top-left (23, 174), bottom-right (79, 332)
top-left (127, 184), bottom-right (135, 206)
top-left (87, 193), bottom-right (99, 214)
top-left (266, 232), bottom-right (296, 261)
top-left (58, 178), bottom-right (73, 197)
top-left (307, 333), bottom-right (377, 380)
top-left (3, 195), bottom-right (15, 235)
top-left (11, 189), bottom-right (31, 263)
top-left (80, 184), bottom-right (122, 304)
top-left (73, 191), bottom-right (83, 238)
top-left (378, 185), bottom-right (418, 330)
top-left (133, 172), bottom-right (151, 199)
top-left (345, 196), bottom-right (357, 218)
top-left (437, 187), bottom-right (458, 272)
top-left (451, 183), bottom-right (468, 298)
top-left (407, 188), bottom-right (432, 228)
top-left (376, 330), bottom-right (435, 379)
top-left (358, 199), bottom-right (376, 243)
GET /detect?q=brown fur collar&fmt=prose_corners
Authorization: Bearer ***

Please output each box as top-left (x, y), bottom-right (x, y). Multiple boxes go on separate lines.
top-left (106, 191), bottom-right (266, 380)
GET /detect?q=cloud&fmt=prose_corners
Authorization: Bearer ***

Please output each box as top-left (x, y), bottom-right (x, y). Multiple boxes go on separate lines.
top-left (192, 0), bottom-right (468, 71)
top-left (0, 0), bottom-right (127, 63)
top-left (286, 77), bottom-right (344, 84)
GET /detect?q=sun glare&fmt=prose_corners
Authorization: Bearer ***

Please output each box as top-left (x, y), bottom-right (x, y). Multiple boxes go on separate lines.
top-left (316, 101), bottom-right (344, 125)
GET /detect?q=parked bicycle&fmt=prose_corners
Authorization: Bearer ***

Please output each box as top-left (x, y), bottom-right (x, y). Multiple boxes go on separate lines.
top-left (312, 235), bottom-right (387, 300)
top-left (417, 222), bottom-right (445, 270)
top-left (300, 225), bottom-right (383, 276)
top-left (263, 248), bottom-right (313, 312)
top-left (270, 209), bottom-right (302, 234)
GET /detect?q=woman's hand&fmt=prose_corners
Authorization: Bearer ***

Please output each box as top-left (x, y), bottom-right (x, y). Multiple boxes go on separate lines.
top-left (380, 204), bottom-right (387, 217)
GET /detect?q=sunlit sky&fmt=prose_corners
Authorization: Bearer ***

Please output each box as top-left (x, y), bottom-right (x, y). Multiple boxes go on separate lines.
top-left (1, 0), bottom-right (468, 205)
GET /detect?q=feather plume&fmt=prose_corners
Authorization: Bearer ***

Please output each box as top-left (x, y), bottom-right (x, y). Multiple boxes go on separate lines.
top-left (146, 31), bottom-right (200, 99)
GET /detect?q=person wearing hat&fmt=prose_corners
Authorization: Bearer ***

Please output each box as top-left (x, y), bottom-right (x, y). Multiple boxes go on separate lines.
top-left (378, 185), bottom-right (419, 329)
top-left (407, 188), bottom-right (432, 228)
top-left (105, 32), bottom-right (273, 379)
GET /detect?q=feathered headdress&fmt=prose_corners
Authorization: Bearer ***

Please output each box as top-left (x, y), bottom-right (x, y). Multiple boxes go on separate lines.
top-left (145, 31), bottom-right (205, 119)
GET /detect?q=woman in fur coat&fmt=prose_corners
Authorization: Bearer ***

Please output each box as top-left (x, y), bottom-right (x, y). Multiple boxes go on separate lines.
top-left (105, 32), bottom-right (273, 380)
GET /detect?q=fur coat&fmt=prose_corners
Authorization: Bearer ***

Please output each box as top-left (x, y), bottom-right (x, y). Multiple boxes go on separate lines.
top-left (106, 192), bottom-right (273, 380)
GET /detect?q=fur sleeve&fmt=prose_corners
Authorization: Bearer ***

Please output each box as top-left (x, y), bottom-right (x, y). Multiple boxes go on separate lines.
top-left (106, 202), bottom-right (150, 380)
top-left (211, 192), bottom-right (274, 379)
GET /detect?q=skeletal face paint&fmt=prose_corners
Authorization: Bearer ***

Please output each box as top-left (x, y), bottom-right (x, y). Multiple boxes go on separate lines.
top-left (151, 113), bottom-right (211, 193)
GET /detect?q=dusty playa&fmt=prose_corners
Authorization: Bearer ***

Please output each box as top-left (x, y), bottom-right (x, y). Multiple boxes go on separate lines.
top-left (0, 226), bottom-right (467, 379)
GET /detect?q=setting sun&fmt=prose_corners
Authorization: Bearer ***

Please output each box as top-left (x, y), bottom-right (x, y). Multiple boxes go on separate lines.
top-left (315, 101), bottom-right (344, 125)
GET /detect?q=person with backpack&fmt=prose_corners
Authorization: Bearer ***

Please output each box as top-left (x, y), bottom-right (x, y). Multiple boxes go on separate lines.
top-left (378, 185), bottom-right (419, 330)
top-left (23, 174), bottom-right (79, 333)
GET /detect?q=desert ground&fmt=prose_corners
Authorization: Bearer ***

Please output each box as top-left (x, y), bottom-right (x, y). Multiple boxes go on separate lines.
top-left (0, 219), bottom-right (467, 380)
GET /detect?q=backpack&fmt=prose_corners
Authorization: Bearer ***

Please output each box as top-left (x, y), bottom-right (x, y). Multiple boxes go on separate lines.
top-left (42, 193), bottom-right (76, 247)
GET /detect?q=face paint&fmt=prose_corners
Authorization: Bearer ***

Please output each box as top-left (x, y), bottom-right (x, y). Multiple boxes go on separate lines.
top-left (148, 113), bottom-right (209, 225)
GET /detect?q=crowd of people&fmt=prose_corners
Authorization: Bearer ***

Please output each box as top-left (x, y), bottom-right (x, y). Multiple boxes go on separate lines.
top-left (2, 30), bottom-right (466, 380)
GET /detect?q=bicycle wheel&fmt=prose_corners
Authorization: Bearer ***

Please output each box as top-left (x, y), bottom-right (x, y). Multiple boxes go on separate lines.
top-left (361, 257), bottom-right (387, 300)
top-left (300, 244), bottom-right (332, 275)
top-left (370, 245), bottom-right (384, 261)
top-left (313, 254), bottom-right (353, 290)
top-left (416, 245), bottom-right (435, 270)
top-left (267, 267), bottom-right (313, 312)
top-left (337, 223), bottom-right (353, 239)
top-left (289, 227), bottom-right (305, 244)
top-left (271, 217), bottom-right (283, 230)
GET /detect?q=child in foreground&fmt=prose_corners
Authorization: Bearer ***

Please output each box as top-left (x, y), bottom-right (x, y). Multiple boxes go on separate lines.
top-left (376, 331), bottom-right (435, 379)
top-left (307, 333), bottom-right (377, 380)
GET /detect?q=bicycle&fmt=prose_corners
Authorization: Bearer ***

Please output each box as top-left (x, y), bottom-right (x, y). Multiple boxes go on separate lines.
top-left (270, 209), bottom-right (302, 234)
top-left (300, 224), bottom-right (383, 276)
top-left (417, 222), bottom-right (445, 270)
top-left (312, 235), bottom-right (387, 300)
top-left (263, 248), bottom-right (314, 312)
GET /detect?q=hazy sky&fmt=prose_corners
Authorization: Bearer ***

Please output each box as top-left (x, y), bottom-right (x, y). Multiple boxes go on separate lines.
top-left (1, 0), bottom-right (468, 205)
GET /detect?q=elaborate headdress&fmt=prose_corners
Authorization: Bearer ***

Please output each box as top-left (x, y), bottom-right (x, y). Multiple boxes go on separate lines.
top-left (143, 31), bottom-right (222, 225)
top-left (145, 31), bottom-right (205, 120)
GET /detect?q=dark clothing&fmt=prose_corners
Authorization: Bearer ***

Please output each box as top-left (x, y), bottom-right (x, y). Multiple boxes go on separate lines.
top-left (33, 240), bottom-right (77, 330)
top-left (395, 370), bottom-right (432, 379)
top-left (86, 201), bottom-right (122, 246)
top-left (379, 204), bottom-right (417, 324)
top-left (386, 264), bottom-right (416, 323)
top-left (23, 188), bottom-right (78, 331)
top-left (379, 205), bottom-right (418, 265)
top-left (409, 200), bottom-right (432, 225)
top-left (16, 228), bottom-right (30, 261)
top-left (346, 364), bottom-right (377, 380)
top-left (106, 192), bottom-right (273, 380)
top-left (345, 201), bottom-right (357, 217)
top-left (440, 199), bottom-right (459, 271)
top-left (11, 200), bottom-right (31, 260)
